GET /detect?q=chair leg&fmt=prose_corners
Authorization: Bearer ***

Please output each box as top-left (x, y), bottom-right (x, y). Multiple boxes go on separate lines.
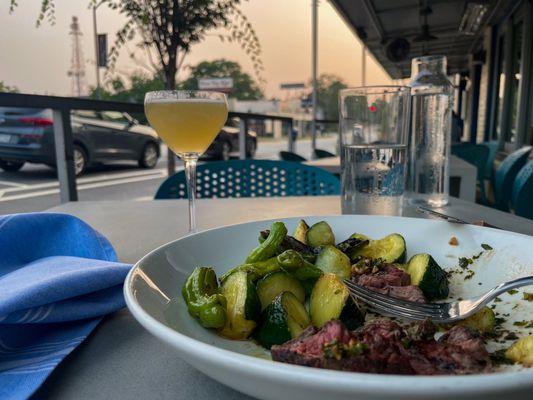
top-left (478, 179), bottom-right (487, 204)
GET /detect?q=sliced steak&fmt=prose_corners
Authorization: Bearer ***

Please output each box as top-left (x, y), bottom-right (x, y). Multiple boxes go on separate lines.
top-left (271, 320), bottom-right (492, 375)
top-left (272, 319), bottom-right (415, 374)
top-left (353, 264), bottom-right (427, 303)
top-left (355, 264), bottom-right (411, 288)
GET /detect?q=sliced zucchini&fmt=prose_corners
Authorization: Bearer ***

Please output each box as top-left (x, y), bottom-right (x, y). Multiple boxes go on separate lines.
top-left (255, 292), bottom-right (311, 349)
top-left (256, 272), bottom-right (305, 310)
top-left (350, 233), bottom-right (406, 263)
top-left (314, 245), bottom-right (351, 280)
top-left (306, 221), bottom-right (335, 248)
top-left (452, 306), bottom-right (495, 334)
top-left (310, 273), bottom-right (364, 330)
top-left (406, 253), bottom-right (449, 300)
top-left (219, 270), bottom-right (261, 339)
top-left (506, 335), bottom-right (533, 366)
top-left (293, 219), bottom-right (309, 244)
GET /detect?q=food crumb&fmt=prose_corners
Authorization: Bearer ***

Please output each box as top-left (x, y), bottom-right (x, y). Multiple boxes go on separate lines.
top-left (523, 292), bottom-right (533, 302)
top-left (449, 236), bottom-right (459, 246)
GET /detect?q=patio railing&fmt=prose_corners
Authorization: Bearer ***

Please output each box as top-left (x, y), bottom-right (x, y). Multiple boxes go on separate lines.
top-left (0, 93), bottom-right (294, 203)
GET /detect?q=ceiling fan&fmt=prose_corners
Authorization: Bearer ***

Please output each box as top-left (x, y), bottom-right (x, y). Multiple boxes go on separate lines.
top-left (413, 1), bottom-right (438, 42)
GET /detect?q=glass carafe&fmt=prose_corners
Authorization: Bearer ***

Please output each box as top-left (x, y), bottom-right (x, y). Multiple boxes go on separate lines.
top-left (408, 55), bottom-right (454, 207)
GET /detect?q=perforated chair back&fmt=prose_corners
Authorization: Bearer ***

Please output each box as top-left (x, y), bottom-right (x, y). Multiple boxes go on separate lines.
top-left (451, 143), bottom-right (490, 202)
top-left (314, 149), bottom-right (336, 159)
top-left (511, 161), bottom-right (533, 220)
top-left (155, 159), bottom-right (340, 199)
top-left (494, 146), bottom-right (532, 211)
top-left (279, 151), bottom-right (307, 162)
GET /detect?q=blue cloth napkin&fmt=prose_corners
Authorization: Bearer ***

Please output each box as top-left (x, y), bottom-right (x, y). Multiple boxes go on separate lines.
top-left (0, 213), bottom-right (131, 400)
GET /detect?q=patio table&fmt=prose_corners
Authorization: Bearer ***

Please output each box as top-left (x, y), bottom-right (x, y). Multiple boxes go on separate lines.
top-left (35, 196), bottom-right (533, 399)
top-left (305, 155), bottom-right (477, 202)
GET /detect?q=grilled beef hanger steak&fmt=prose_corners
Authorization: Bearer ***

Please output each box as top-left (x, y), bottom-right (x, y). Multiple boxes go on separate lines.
top-left (272, 319), bottom-right (492, 375)
top-left (352, 263), bottom-right (427, 303)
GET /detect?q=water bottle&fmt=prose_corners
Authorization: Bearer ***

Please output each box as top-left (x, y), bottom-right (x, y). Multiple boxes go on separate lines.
top-left (408, 55), bottom-right (454, 207)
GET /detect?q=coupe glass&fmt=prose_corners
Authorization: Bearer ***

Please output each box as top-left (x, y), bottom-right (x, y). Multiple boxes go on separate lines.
top-left (144, 90), bottom-right (228, 232)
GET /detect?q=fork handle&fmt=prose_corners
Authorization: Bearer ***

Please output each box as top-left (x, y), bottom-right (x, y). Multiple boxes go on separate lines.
top-left (478, 276), bottom-right (533, 307)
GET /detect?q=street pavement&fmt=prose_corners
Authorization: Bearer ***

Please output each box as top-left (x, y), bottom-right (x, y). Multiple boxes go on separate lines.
top-left (0, 136), bottom-right (337, 214)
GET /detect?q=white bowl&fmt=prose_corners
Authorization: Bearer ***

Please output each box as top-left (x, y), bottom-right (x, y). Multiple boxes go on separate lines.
top-left (125, 215), bottom-right (533, 400)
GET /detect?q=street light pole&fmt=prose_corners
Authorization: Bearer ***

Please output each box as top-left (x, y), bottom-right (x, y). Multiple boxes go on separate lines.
top-left (311, 0), bottom-right (318, 159)
top-left (93, 4), bottom-right (101, 98)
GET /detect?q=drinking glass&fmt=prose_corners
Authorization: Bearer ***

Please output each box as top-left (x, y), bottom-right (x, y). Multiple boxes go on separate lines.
top-left (339, 86), bottom-right (411, 216)
top-left (144, 90), bottom-right (228, 232)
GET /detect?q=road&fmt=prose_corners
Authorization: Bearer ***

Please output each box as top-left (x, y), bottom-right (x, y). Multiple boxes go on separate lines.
top-left (0, 136), bottom-right (337, 214)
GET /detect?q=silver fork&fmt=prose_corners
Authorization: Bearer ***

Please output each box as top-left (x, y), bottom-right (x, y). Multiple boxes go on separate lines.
top-left (343, 276), bottom-right (533, 323)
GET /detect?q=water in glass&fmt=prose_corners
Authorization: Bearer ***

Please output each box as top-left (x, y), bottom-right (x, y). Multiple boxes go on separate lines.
top-left (341, 144), bottom-right (407, 215)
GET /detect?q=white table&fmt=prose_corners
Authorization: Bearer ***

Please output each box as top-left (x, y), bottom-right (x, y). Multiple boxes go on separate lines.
top-left (36, 197), bottom-right (533, 399)
top-left (305, 155), bottom-right (477, 202)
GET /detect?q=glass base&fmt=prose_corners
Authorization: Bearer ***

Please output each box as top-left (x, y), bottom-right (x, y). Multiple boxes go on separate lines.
top-left (407, 194), bottom-right (449, 208)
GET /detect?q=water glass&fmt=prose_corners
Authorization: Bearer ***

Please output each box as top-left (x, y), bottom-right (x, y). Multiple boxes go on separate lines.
top-left (339, 86), bottom-right (411, 216)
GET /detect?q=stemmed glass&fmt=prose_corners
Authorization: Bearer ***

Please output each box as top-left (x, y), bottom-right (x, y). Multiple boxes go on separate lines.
top-left (144, 90), bottom-right (228, 232)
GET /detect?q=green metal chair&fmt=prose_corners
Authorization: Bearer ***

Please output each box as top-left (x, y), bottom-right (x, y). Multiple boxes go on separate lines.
top-left (451, 143), bottom-right (490, 203)
top-left (484, 140), bottom-right (500, 183)
top-left (313, 148), bottom-right (336, 159)
top-left (511, 161), bottom-right (533, 220)
top-left (155, 159), bottom-right (340, 199)
top-left (279, 151), bottom-right (307, 162)
top-left (493, 146), bottom-right (532, 211)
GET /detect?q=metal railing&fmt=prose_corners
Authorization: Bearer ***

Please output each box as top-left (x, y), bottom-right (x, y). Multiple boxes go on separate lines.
top-left (0, 92), bottom-right (294, 203)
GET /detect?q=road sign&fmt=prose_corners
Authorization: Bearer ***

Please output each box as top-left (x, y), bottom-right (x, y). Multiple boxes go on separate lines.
top-left (280, 83), bottom-right (305, 90)
top-left (97, 34), bottom-right (107, 67)
top-left (198, 77), bottom-right (233, 93)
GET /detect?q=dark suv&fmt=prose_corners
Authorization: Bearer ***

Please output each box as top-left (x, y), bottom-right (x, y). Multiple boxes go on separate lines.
top-left (0, 108), bottom-right (160, 175)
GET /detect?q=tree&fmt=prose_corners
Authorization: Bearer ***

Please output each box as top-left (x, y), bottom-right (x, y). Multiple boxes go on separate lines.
top-left (180, 59), bottom-right (263, 100)
top-left (0, 81), bottom-right (19, 93)
top-left (315, 74), bottom-right (347, 120)
top-left (89, 72), bottom-right (164, 103)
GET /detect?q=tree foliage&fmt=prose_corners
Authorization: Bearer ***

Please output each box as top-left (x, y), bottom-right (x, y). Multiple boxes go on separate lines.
top-left (315, 74), bottom-right (347, 120)
top-left (180, 59), bottom-right (263, 100)
top-left (0, 81), bottom-right (19, 93)
top-left (9, 0), bottom-right (264, 90)
top-left (89, 72), bottom-right (164, 103)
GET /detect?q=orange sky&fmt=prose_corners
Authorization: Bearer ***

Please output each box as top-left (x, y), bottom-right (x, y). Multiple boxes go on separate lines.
top-left (0, 0), bottom-right (392, 97)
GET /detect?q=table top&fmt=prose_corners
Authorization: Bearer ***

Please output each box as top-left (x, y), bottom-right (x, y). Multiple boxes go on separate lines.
top-left (37, 197), bottom-right (533, 399)
top-left (305, 155), bottom-right (476, 174)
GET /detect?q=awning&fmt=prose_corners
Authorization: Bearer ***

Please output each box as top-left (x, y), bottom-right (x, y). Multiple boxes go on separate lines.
top-left (329, 0), bottom-right (516, 78)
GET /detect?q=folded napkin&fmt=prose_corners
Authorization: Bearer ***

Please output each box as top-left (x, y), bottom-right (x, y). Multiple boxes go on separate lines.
top-left (0, 213), bottom-right (131, 400)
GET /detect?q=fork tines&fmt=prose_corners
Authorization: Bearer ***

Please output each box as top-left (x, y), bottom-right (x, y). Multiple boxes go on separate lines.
top-left (343, 279), bottom-right (447, 322)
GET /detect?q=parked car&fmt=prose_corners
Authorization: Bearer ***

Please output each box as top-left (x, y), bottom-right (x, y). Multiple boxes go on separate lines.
top-left (203, 117), bottom-right (257, 160)
top-left (0, 108), bottom-right (160, 175)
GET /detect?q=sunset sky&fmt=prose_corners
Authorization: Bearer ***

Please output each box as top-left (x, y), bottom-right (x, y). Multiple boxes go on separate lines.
top-left (0, 0), bottom-right (392, 98)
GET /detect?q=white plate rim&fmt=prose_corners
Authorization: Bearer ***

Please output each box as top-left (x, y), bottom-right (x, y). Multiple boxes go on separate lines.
top-left (124, 214), bottom-right (533, 396)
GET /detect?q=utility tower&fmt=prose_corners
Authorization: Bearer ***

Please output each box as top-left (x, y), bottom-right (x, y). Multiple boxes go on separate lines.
top-left (67, 16), bottom-right (88, 97)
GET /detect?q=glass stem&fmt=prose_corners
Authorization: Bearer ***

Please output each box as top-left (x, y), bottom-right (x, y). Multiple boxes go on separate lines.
top-left (183, 156), bottom-right (198, 233)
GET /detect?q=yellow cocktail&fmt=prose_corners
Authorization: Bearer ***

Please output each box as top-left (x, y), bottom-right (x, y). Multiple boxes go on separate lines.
top-left (144, 90), bottom-right (228, 232)
top-left (145, 99), bottom-right (227, 155)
